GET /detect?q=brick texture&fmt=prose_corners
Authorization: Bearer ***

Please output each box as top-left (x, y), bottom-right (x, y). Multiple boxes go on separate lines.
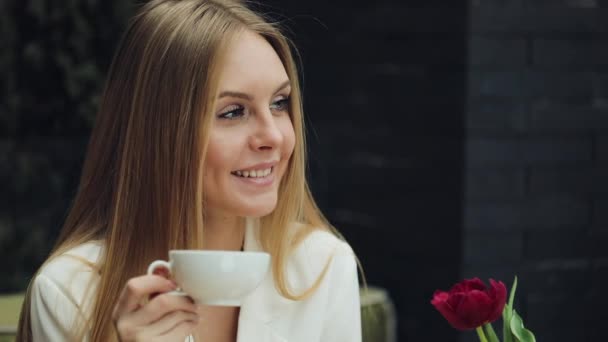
top-left (464, 1), bottom-right (608, 341)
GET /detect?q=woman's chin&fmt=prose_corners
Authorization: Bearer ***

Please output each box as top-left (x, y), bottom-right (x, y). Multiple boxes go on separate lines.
top-left (236, 201), bottom-right (277, 218)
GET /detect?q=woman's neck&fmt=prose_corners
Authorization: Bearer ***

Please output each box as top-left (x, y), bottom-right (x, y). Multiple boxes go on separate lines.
top-left (203, 213), bottom-right (245, 251)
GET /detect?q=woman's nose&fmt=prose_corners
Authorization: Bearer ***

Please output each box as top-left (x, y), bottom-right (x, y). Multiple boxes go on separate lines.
top-left (250, 111), bottom-right (283, 151)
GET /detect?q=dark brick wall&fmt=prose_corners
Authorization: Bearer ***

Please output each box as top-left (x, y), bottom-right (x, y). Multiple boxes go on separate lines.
top-left (464, 1), bottom-right (608, 341)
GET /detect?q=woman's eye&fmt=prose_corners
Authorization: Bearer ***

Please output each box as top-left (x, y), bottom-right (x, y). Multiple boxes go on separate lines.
top-left (270, 97), bottom-right (290, 112)
top-left (218, 105), bottom-right (245, 120)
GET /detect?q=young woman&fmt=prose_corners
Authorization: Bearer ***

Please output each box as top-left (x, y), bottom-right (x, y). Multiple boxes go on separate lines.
top-left (15, 0), bottom-right (361, 341)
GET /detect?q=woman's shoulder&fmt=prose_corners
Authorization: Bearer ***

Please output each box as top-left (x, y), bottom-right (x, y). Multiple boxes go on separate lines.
top-left (34, 240), bottom-right (104, 305)
top-left (38, 240), bottom-right (103, 280)
top-left (29, 241), bottom-right (104, 338)
top-left (286, 225), bottom-right (356, 289)
top-left (293, 227), bottom-right (354, 258)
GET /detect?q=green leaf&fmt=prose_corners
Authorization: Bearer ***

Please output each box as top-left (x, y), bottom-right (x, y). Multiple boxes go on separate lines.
top-left (510, 310), bottom-right (536, 342)
top-left (484, 323), bottom-right (500, 342)
top-left (502, 306), bottom-right (513, 342)
top-left (502, 276), bottom-right (518, 342)
top-left (508, 276), bottom-right (518, 314)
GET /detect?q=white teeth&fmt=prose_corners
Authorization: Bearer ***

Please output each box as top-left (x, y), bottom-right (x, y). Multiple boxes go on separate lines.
top-left (233, 167), bottom-right (273, 178)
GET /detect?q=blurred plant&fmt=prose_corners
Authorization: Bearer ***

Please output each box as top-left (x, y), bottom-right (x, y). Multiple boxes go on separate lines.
top-left (0, 0), bottom-right (135, 291)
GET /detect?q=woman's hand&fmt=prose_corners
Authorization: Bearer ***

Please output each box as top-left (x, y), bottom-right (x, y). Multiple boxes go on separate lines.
top-left (112, 275), bottom-right (199, 341)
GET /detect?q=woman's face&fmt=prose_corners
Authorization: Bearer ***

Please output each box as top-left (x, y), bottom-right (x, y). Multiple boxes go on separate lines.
top-left (203, 30), bottom-right (295, 219)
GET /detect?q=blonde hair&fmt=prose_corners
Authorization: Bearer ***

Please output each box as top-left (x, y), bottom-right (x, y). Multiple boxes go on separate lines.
top-left (16, 0), bottom-right (346, 340)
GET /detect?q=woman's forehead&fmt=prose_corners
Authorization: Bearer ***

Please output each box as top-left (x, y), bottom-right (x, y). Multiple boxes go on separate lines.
top-left (216, 30), bottom-right (289, 96)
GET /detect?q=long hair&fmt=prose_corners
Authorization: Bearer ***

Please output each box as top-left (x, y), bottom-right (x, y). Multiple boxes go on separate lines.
top-left (16, 0), bottom-right (338, 340)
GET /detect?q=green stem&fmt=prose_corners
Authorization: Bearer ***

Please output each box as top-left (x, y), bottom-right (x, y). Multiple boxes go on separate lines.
top-left (476, 326), bottom-right (489, 342)
top-left (484, 323), bottom-right (501, 342)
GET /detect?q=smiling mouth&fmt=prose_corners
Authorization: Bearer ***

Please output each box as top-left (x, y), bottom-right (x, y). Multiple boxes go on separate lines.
top-left (230, 166), bottom-right (274, 178)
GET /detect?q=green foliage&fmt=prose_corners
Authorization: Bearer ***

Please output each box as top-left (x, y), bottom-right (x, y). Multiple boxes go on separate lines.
top-left (502, 276), bottom-right (535, 342)
top-left (484, 323), bottom-right (500, 342)
top-left (510, 310), bottom-right (536, 342)
top-left (502, 276), bottom-right (516, 342)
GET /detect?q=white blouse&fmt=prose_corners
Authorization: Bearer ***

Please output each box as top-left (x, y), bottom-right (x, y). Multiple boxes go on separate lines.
top-left (29, 221), bottom-right (362, 341)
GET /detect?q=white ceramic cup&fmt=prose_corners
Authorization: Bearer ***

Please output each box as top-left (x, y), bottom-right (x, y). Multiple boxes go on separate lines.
top-left (147, 250), bottom-right (270, 306)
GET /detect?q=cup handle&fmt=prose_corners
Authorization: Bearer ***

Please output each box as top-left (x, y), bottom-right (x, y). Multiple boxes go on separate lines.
top-left (146, 260), bottom-right (189, 298)
top-left (147, 260), bottom-right (171, 276)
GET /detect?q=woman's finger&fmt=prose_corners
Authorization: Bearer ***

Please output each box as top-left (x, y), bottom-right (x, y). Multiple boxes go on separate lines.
top-left (127, 292), bottom-right (197, 327)
top-left (113, 275), bottom-right (176, 318)
top-left (135, 310), bottom-right (199, 339)
top-left (158, 319), bottom-right (200, 341)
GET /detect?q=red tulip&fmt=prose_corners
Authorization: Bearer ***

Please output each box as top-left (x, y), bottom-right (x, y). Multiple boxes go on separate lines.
top-left (431, 278), bottom-right (507, 331)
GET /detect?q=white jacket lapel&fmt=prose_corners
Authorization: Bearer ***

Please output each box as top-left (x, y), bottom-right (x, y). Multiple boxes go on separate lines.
top-left (237, 218), bottom-right (291, 341)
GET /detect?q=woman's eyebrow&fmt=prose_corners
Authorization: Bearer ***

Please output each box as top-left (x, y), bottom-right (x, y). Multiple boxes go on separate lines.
top-left (218, 80), bottom-right (291, 100)
top-left (273, 80), bottom-right (291, 94)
